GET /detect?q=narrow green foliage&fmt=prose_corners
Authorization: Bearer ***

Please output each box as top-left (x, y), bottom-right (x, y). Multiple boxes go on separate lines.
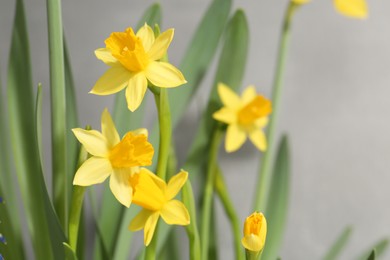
top-left (357, 239), bottom-right (389, 260)
top-left (7, 0), bottom-right (65, 258)
top-left (367, 250), bottom-right (376, 260)
top-left (168, 0), bottom-right (232, 127)
top-left (323, 226), bottom-right (353, 260)
top-left (36, 84), bottom-right (44, 168)
top-left (262, 136), bottom-right (290, 260)
top-left (95, 4), bottom-right (162, 259)
top-left (46, 0), bottom-right (68, 228)
top-left (183, 180), bottom-right (201, 260)
top-left (63, 242), bottom-right (78, 260)
top-left (184, 10), bottom-right (249, 180)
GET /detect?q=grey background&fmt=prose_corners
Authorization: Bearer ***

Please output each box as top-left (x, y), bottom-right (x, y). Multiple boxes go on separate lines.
top-left (1, 0), bottom-right (390, 259)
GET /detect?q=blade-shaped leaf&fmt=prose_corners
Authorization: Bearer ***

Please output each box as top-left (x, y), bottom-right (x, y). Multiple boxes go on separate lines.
top-left (184, 9), bottom-right (249, 179)
top-left (322, 226), bottom-right (353, 260)
top-left (94, 4), bottom-right (162, 259)
top-left (7, 0), bottom-right (66, 258)
top-left (357, 239), bottom-right (389, 260)
top-left (63, 242), bottom-right (78, 260)
top-left (262, 136), bottom-right (290, 260)
top-left (367, 250), bottom-right (376, 260)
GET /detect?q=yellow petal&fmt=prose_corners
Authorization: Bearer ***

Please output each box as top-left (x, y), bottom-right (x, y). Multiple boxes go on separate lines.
top-left (145, 61), bottom-right (186, 88)
top-left (334, 0), bottom-right (368, 19)
top-left (95, 48), bottom-right (118, 66)
top-left (249, 128), bottom-right (267, 152)
top-left (225, 124), bottom-right (246, 153)
top-left (141, 168), bottom-right (166, 191)
top-left (72, 128), bottom-right (108, 157)
top-left (241, 234), bottom-right (264, 252)
top-left (109, 169), bottom-right (133, 207)
top-left (213, 108), bottom-right (236, 124)
top-left (166, 170), bottom-right (188, 200)
top-left (125, 73), bottom-right (148, 112)
top-left (73, 157), bottom-right (112, 186)
top-left (160, 200), bottom-right (190, 226)
top-left (101, 108), bottom-right (120, 149)
top-left (241, 85), bottom-right (257, 104)
top-left (147, 29), bottom-right (174, 61)
top-left (129, 208), bottom-right (153, 231)
top-left (254, 117), bottom-right (269, 128)
top-left (136, 23), bottom-right (155, 52)
top-left (217, 83), bottom-right (241, 109)
top-left (131, 128), bottom-right (149, 137)
top-left (144, 212), bottom-right (160, 246)
top-left (90, 65), bottom-right (132, 95)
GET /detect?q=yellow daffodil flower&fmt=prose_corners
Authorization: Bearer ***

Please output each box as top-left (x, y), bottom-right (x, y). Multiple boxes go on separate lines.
top-left (91, 24), bottom-right (187, 112)
top-left (213, 83), bottom-right (272, 153)
top-left (72, 109), bottom-right (154, 207)
top-left (128, 169), bottom-right (190, 246)
top-left (334, 0), bottom-right (368, 19)
top-left (242, 212), bottom-right (267, 253)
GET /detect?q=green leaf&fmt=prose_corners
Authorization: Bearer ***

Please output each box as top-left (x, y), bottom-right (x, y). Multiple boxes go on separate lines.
top-left (262, 136), bottom-right (290, 260)
top-left (367, 250), bottom-right (376, 260)
top-left (168, 0), bottom-right (232, 127)
top-left (357, 239), bottom-right (389, 260)
top-left (184, 9), bottom-right (249, 179)
top-left (93, 4), bottom-right (162, 259)
top-left (47, 0), bottom-right (68, 228)
top-left (63, 242), bottom-right (78, 260)
top-left (322, 226), bottom-right (353, 260)
top-left (7, 0), bottom-right (66, 259)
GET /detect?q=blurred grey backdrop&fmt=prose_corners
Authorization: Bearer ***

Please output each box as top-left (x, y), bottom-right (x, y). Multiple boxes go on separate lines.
top-left (1, 0), bottom-right (390, 259)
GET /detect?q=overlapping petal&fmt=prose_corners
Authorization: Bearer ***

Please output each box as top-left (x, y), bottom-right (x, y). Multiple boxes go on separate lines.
top-left (241, 234), bottom-right (264, 252)
top-left (166, 170), bottom-right (188, 200)
top-left (334, 0), bottom-right (368, 19)
top-left (90, 66), bottom-right (131, 95)
top-left (144, 212), bottom-right (160, 246)
top-left (101, 108), bottom-right (120, 148)
top-left (145, 61), bottom-right (186, 88)
top-left (126, 73), bottom-right (148, 112)
top-left (95, 48), bottom-right (118, 66)
top-left (249, 129), bottom-right (267, 152)
top-left (137, 24), bottom-right (155, 52)
top-left (73, 157), bottom-right (112, 186)
top-left (110, 169), bottom-right (134, 207)
top-left (72, 128), bottom-right (108, 157)
top-left (147, 29), bottom-right (174, 61)
top-left (225, 124), bottom-right (247, 153)
top-left (213, 108), bottom-right (236, 124)
top-left (218, 83), bottom-right (241, 109)
top-left (160, 200), bottom-right (190, 225)
top-left (129, 209), bottom-right (153, 231)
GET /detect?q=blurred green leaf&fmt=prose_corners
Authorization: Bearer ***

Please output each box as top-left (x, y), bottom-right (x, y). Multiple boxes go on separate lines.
top-left (63, 242), bottom-right (78, 260)
top-left (322, 226), bottom-right (353, 260)
top-left (94, 4), bottom-right (162, 259)
top-left (367, 250), bottom-right (376, 260)
top-left (7, 0), bottom-right (66, 258)
top-left (168, 0), bottom-right (232, 127)
top-left (184, 9), bottom-right (249, 179)
top-left (357, 239), bottom-right (389, 260)
top-left (262, 136), bottom-right (290, 260)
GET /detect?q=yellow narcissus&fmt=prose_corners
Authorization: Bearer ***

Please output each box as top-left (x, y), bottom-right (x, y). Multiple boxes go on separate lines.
top-left (242, 212), bottom-right (267, 253)
top-left (334, 0), bottom-right (368, 19)
top-left (213, 83), bottom-right (272, 153)
top-left (129, 169), bottom-right (190, 246)
top-left (72, 109), bottom-right (154, 207)
top-left (91, 24), bottom-right (187, 112)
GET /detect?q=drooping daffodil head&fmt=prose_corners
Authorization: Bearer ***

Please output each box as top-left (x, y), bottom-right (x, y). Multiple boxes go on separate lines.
top-left (72, 108), bottom-right (154, 207)
top-left (213, 83), bottom-right (272, 153)
top-left (334, 0), bottom-right (368, 19)
top-left (91, 23), bottom-right (187, 112)
top-left (128, 169), bottom-right (190, 246)
top-left (241, 212), bottom-right (267, 254)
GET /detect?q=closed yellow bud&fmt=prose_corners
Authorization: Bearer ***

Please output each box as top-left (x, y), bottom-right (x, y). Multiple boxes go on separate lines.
top-left (241, 212), bottom-right (267, 253)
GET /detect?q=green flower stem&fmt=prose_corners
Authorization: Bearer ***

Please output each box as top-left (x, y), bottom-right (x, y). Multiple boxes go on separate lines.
top-left (215, 167), bottom-right (244, 260)
top-left (145, 88), bottom-right (172, 260)
top-left (253, 2), bottom-right (300, 211)
top-left (245, 249), bottom-right (263, 260)
top-left (183, 180), bottom-right (201, 260)
top-left (201, 128), bottom-right (223, 260)
top-left (153, 87), bottom-right (171, 180)
top-left (68, 132), bottom-right (89, 252)
top-left (46, 0), bottom-right (67, 229)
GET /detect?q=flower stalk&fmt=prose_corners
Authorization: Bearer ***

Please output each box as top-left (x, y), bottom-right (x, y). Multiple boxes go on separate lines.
top-left (200, 127), bottom-right (223, 260)
top-left (253, 2), bottom-right (300, 211)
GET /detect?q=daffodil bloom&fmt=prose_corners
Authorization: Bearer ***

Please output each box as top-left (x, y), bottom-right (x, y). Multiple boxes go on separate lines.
top-left (91, 24), bottom-right (187, 112)
top-left (72, 109), bottom-right (154, 207)
top-left (334, 0), bottom-right (368, 19)
top-left (213, 83), bottom-right (272, 153)
top-left (242, 212), bottom-right (267, 253)
top-left (128, 169), bottom-right (190, 246)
